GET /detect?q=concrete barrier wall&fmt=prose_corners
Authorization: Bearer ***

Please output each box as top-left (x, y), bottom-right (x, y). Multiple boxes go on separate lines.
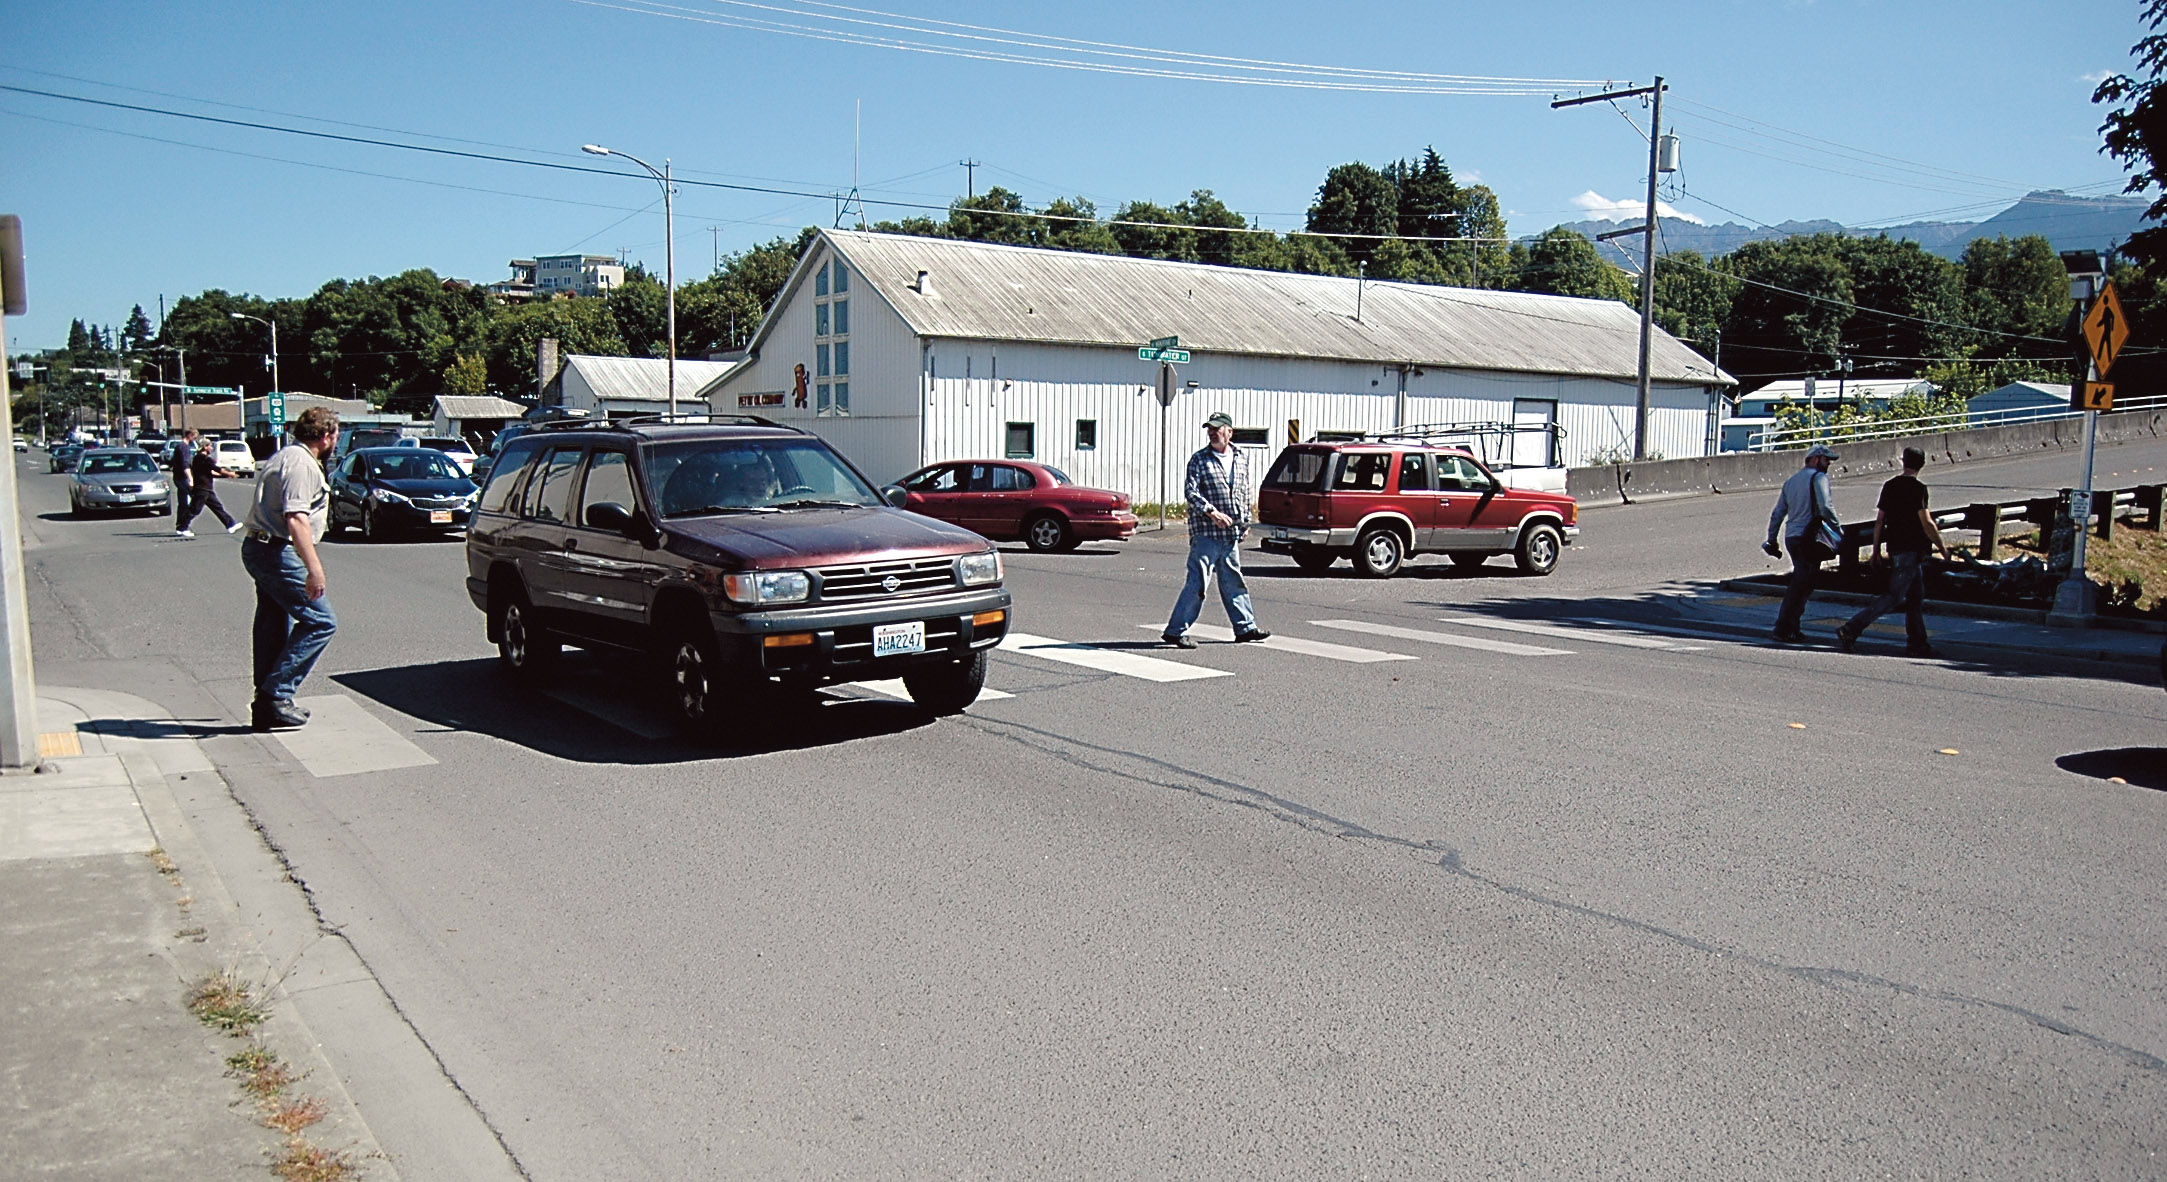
top-left (1568, 407), bottom-right (2167, 507)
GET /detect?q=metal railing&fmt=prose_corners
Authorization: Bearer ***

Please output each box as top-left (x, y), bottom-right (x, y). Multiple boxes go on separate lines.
top-left (1744, 393), bottom-right (2167, 453)
top-left (1828, 482), bottom-right (2165, 576)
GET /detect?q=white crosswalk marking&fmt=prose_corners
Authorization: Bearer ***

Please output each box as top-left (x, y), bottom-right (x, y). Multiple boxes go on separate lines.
top-left (1436, 616), bottom-right (1704, 650)
top-left (1136, 624), bottom-right (1415, 663)
top-left (1000, 631), bottom-right (1232, 682)
top-left (1310, 619), bottom-right (1571, 656)
top-left (279, 695), bottom-right (440, 777)
top-left (1569, 617), bottom-right (1769, 645)
top-left (836, 679), bottom-right (1015, 702)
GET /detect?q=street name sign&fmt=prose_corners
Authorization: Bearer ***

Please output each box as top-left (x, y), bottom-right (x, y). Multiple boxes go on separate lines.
top-left (1137, 347), bottom-right (1191, 363)
top-left (1150, 336), bottom-right (1180, 350)
top-left (183, 385), bottom-right (236, 397)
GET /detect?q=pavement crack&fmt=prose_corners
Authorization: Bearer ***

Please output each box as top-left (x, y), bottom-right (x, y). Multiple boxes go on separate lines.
top-left (970, 716), bottom-right (2166, 1077)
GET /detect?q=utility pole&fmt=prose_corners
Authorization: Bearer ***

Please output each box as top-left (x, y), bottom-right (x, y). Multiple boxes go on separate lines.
top-left (0, 215), bottom-right (37, 768)
top-left (708, 225), bottom-right (721, 274)
top-left (1556, 76), bottom-right (1668, 461)
top-left (960, 158), bottom-right (981, 199)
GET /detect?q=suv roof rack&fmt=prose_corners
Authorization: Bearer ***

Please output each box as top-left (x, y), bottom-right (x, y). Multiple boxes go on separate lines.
top-left (1352, 420), bottom-right (1566, 468)
top-left (531, 412), bottom-right (791, 433)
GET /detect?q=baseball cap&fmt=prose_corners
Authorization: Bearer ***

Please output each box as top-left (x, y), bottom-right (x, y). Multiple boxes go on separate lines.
top-left (1203, 412), bottom-right (1233, 429)
top-left (1804, 444), bottom-right (1839, 460)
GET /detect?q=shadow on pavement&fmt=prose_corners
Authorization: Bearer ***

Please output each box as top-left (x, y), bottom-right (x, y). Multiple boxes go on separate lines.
top-left (1399, 590), bottom-right (2167, 689)
top-left (80, 717), bottom-right (255, 741)
top-left (1245, 557), bottom-right (1538, 581)
top-left (2056, 749), bottom-right (2167, 791)
top-left (334, 655), bottom-right (937, 764)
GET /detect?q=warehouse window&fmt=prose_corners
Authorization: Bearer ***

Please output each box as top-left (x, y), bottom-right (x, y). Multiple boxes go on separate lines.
top-left (833, 342), bottom-right (850, 376)
top-left (816, 382), bottom-right (830, 413)
top-left (833, 299), bottom-right (849, 335)
top-left (1004, 422), bottom-right (1034, 459)
top-left (1075, 419), bottom-right (1097, 450)
top-left (1232, 428), bottom-right (1268, 446)
top-left (816, 343), bottom-right (830, 377)
top-left (815, 264), bottom-right (829, 297)
top-left (832, 382), bottom-right (849, 416)
top-left (815, 304), bottom-right (829, 336)
top-left (832, 261), bottom-right (849, 293)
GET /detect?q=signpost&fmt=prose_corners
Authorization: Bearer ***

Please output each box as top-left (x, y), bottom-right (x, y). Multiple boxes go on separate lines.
top-left (2050, 276), bottom-right (2127, 624)
top-left (1142, 338), bottom-right (1192, 530)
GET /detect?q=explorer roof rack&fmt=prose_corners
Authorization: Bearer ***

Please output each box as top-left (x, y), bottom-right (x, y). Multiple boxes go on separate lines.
top-left (1353, 420), bottom-right (1567, 469)
top-left (535, 412), bottom-right (787, 432)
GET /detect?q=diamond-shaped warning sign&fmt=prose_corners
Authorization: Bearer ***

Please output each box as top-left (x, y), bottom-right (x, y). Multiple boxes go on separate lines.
top-left (2083, 281), bottom-right (2130, 377)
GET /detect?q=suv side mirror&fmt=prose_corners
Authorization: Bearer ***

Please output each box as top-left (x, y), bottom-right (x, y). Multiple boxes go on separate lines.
top-left (882, 485), bottom-right (910, 509)
top-left (585, 501), bottom-right (635, 534)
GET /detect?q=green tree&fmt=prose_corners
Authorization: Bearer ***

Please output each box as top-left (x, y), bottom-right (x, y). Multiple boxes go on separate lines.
top-left (1109, 200), bottom-right (1196, 261)
top-left (1389, 147), bottom-right (1459, 243)
top-left (1652, 250), bottom-right (1738, 361)
top-left (122, 305), bottom-right (155, 353)
top-left (1832, 235), bottom-right (1968, 377)
top-left (1232, 232), bottom-right (1354, 276)
top-left (607, 268), bottom-right (670, 358)
top-left (1365, 237), bottom-right (1449, 285)
top-left (1450, 184), bottom-right (1509, 287)
top-left (484, 297), bottom-right (626, 396)
top-left (1721, 235), bottom-right (1856, 385)
top-left (2094, 0), bottom-right (2167, 268)
top-left (1042, 197), bottom-right (1122, 255)
top-left (1176, 189), bottom-right (1248, 267)
top-left (442, 353), bottom-right (488, 395)
top-left (945, 187), bottom-right (1040, 245)
top-left (1511, 229), bottom-right (1636, 302)
top-left (1306, 162), bottom-right (1398, 266)
top-left (1960, 234), bottom-right (2069, 355)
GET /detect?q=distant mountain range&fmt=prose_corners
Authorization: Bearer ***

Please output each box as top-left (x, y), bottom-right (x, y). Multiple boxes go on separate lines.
top-left (1554, 190), bottom-right (2152, 265)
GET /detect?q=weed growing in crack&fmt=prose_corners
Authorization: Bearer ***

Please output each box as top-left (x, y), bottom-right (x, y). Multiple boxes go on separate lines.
top-left (187, 972), bottom-right (267, 1036)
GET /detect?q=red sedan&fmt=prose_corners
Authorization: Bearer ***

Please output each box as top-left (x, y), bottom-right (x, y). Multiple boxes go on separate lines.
top-left (889, 460), bottom-right (1138, 552)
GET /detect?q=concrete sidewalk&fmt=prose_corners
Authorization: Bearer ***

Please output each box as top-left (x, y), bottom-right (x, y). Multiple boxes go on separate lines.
top-left (0, 686), bottom-right (521, 1180)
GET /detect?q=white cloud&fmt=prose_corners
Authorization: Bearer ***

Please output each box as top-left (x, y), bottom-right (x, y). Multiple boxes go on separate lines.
top-left (2083, 68), bottom-right (2114, 84)
top-left (1570, 190), bottom-right (1705, 225)
top-left (1459, 169), bottom-right (1484, 185)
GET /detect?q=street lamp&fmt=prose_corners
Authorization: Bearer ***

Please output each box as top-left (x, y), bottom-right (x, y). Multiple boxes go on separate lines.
top-left (583, 143), bottom-right (677, 420)
top-left (229, 311), bottom-right (279, 423)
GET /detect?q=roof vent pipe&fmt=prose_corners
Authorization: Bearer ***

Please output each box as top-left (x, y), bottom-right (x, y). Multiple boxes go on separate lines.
top-left (916, 270), bottom-right (932, 295)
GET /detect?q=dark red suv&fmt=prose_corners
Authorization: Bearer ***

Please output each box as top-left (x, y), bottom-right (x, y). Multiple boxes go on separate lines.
top-left (1256, 442), bottom-right (1578, 577)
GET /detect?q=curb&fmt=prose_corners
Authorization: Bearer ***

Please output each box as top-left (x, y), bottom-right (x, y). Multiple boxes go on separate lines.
top-left (41, 686), bottom-right (525, 1182)
top-left (1713, 578), bottom-right (2167, 667)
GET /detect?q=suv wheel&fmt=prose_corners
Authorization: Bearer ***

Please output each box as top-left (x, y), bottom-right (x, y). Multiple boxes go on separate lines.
top-left (1290, 543), bottom-right (1336, 573)
top-left (667, 623), bottom-right (723, 734)
top-left (1515, 523), bottom-right (1563, 576)
top-left (494, 588), bottom-right (558, 679)
top-left (1023, 513), bottom-right (1072, 554)
top-left (1353, 528), bottom-right (1404, 578)
top-left (903, 650), bottom-right (987, 715)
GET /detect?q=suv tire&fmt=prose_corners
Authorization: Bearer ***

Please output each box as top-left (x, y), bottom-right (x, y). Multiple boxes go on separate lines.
top-left (1290, 543), bottom-right (1336, 573)
top-left (1515, 522), bottom-right (1563, 576)
top-left (666, 620), bottom-right (724, 736)
top-left (1023, 513), bottom-right (1072, 554)
top-left (493, 587), bottom-right (558, 680)
top-left (1353, 528), bottom-right (1405, 578)
top-left (903, 650), bottom-right (987, 715)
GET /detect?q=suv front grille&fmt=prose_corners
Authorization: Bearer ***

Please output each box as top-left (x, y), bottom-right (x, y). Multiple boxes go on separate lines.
top-left (815, 557), bottom-right (957, 602)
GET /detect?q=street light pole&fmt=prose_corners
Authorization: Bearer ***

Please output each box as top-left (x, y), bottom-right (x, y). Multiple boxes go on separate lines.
top-left (230, 311), bottom-right (280, 427)
top-left (584, 144), bottom-right (677, 420)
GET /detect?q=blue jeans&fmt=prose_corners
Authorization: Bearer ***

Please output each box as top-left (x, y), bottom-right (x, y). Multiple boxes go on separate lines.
top-left (241, 538), bottom-right (337, 702)
top-left (1841, 550), bottom-right (1930, 648)
top-left (1166, 535), bottom-right (1259, 636)
top-left (1774, 538), bottom-right (1824, 634)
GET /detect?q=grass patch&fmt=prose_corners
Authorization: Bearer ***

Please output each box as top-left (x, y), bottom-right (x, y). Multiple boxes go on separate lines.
top-left (226, 1045), bottom-right (296, 1099)
top-left (270, 1138), bottom-right (361, 1182)
top-left (187, 973), bottom-right (267, 1036)
top-left (146, 846), bottom-right (179, 878)
top-left (264, 1095), bottom-right (327, 1135)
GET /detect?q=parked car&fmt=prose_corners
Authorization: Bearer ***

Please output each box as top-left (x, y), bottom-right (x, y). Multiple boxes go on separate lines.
top-left (886, 460), bottom-right (1139, 552)
top-left (11, 437), bottom-right (26, 453)
top-left (419, 436), bottom-right (479, 475)
top-left (69, 448), bottom-right (172, 516)
top-left (48, 444), bottom-right (84, 473)
top-left (334, 427), bottom-right (419, 460)
top-left (330, 447), bottom-right (479, 541)
top-left (466, 417), bottom-right (1011, 735)
top-left (1255, 440), bottom-right (1579, 577)
top-left (210, 438), bottom-right (257, 475)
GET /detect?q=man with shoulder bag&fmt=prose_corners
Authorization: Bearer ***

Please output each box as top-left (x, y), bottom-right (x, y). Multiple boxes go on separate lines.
top-left (1763, 443), bottom-right (1843, 644)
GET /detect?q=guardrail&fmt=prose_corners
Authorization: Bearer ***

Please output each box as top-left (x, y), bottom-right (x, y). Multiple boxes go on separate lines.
top-left (1830, 481), bottom-right (2166, 576)
top-left (1747, 393), bottom-right (2167, 453)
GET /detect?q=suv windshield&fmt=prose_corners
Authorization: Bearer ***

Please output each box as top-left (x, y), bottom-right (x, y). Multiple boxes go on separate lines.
top-left (646, 438), bottom-right (880, 517)
top-left (82, 452), bottom-right (156, 475)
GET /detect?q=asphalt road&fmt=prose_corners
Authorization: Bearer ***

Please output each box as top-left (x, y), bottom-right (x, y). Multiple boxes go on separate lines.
top-left (17, 440), bottom-right (2167, 1178)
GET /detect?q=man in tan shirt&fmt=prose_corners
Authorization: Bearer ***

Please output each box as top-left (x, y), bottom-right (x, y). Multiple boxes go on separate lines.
top-left (238, 407), bottom-right (340, 731)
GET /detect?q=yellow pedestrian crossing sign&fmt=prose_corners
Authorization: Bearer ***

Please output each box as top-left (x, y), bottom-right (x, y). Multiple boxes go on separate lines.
top-left (2083, 281), bottom-right (2129, 377)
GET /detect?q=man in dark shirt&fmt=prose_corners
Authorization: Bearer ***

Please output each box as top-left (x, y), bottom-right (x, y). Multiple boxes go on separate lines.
top-left (1837, 447), bottom-right (1950, 657)
top-left (177, 435), bottom-right (241, 536)
top-left (169, 429), bottom-right (197, 537)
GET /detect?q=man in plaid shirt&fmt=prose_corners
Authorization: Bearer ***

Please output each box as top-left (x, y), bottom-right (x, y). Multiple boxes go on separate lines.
top-left (1163, 412), bottom-right (1270, 647)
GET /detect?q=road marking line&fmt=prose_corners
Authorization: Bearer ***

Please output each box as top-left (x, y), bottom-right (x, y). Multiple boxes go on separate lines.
top-left (834, 679), bottom-right (1015, 702)
top-left (279, 695), bottom-right (441, 778)
top-left (1437, 616), bottom-right (1704, 650)
top-left (1000, 631), bottom-right (1232, 682)
top-left (1309, 619), bottom-right (1570, 656)
top-left (1135, 623), bottom-right (1415, 663)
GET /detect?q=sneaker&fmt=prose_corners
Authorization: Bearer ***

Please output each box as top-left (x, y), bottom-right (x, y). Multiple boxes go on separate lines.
top-left (226, 521), bottom-right (245, 534)
top-left (1160, 632), bottom-right (1197, 649)
top-left (1835, 629), bottom-right (1857, 653)
top-left (173, 529), bottom-right (195, 539)
top-left (1233, 629), bottom-right (1272, 643)
top-left (250, 698), bottom-right (309, 732)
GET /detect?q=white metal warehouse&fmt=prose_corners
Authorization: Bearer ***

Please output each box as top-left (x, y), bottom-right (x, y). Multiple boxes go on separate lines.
top-left (704, 229), bottom-right (1734, 499)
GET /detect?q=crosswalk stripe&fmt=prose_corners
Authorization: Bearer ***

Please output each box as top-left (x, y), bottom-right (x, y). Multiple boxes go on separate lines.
top-left (1136, 623), bottom-right (1415, 663)
top-left (835, 679), bottom-right (1015, 702)
top-left (280, 695), bottom-right (440, 777)
top-left (1436, 616), bottom-right (1703, 650)
top-left (1000, 631), bottom-right (1232, 682)
top-left (1310, 619), bottom-right (1571, 656)
top-left (1569, 617), bottom-right (1773, 645)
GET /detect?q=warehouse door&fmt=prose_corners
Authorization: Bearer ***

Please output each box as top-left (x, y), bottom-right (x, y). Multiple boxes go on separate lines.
top-left (1511, 399), bottom-right (1558, 468)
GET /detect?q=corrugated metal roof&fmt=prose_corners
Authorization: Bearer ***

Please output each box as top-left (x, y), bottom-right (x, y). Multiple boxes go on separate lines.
top-left (433, 395), bottom-right (532, 419)
top-left (814, 230), bottom-right (1732, 386)
top-left (564, 354), bottom-right (739, 403)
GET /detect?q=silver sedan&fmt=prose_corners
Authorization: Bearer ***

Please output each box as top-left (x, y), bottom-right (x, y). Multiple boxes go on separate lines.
top-left (69, 448), bottom-right (172, 516)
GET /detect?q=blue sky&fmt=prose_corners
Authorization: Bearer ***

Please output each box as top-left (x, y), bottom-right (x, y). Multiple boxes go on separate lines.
top-left (0, 0), bottom-right (2147, 353)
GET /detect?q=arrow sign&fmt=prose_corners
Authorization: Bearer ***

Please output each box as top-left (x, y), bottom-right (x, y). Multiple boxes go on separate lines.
top-left (2083, 281), bottom-right (2130, 377)
top-left (2073, 380), bottom-right (2115, 412)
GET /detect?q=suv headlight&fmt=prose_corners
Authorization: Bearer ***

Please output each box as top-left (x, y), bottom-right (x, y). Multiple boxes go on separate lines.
top-left (958, 551), bottom-right (1002, 586)
top-left (722, 570), bottom-right (810, 605)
